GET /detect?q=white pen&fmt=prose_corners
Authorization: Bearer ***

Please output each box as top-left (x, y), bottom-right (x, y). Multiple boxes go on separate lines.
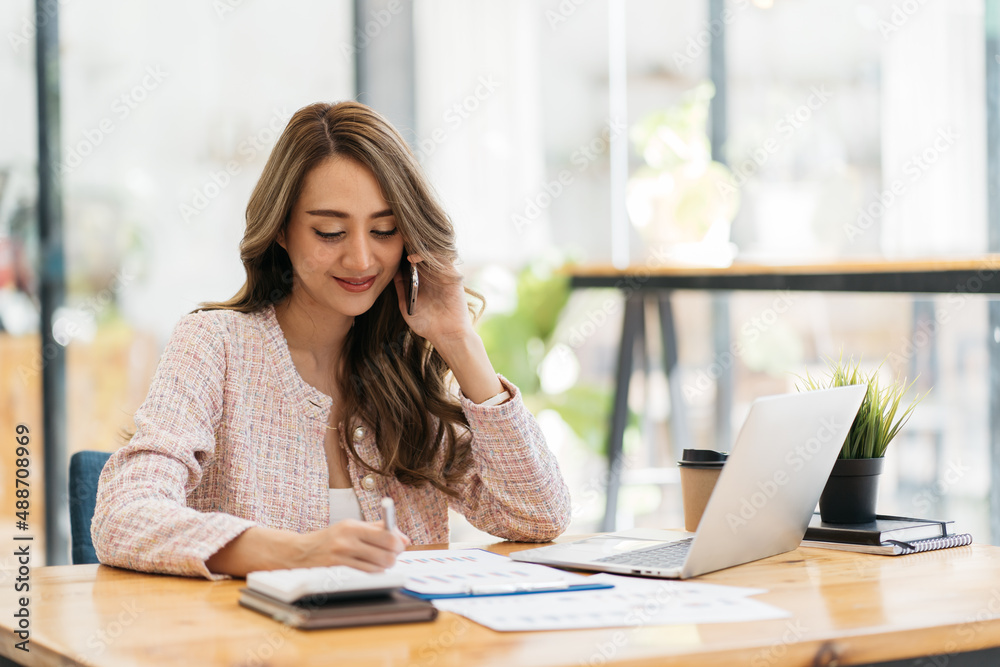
top-left (381, 497), bottom-right (397, 534)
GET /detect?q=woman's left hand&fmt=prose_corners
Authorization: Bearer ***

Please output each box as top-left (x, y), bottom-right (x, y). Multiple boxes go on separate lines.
top-left (393, 254), bottom-right (474, 349)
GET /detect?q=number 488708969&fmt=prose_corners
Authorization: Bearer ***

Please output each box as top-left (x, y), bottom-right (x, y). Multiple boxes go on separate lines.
top-left (14, 424), bottom-right (29, 528)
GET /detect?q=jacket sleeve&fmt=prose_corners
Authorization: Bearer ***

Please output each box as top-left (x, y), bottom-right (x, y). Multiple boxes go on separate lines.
top-left (447, 376), bottom-right (571, 542)
top-left (91, 313), bottom-right (256, 580)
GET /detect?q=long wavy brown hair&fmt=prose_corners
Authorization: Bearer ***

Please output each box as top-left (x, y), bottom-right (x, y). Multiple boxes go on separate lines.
top-left (199, 101), bottom-right (475, 496)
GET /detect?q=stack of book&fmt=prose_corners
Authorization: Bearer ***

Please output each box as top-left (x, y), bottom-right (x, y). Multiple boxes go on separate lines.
top-left (238, 566), bottom-right (437, 630)
top-left (801, 513), bottom-right (973, 556)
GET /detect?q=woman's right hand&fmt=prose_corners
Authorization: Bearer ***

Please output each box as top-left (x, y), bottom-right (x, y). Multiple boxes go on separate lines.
top-left (206, 522), bottom-right (411, 577)
top-left (293, 519), bottom-right (411, 572)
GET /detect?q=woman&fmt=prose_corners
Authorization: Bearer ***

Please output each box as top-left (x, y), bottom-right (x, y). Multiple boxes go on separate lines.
top-left (92, 101), bottom-right (571, 580)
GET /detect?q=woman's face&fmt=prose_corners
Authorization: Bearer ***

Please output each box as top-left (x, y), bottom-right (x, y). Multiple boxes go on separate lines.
top-left (279, 157), bottom-right (405, 319)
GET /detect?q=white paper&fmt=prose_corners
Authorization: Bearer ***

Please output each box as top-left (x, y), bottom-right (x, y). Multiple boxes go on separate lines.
top-left (584, 573), bottom-right (767, 598)
top-left (433, 573), bottom-right (788, 631)
top-left (388, 549), bottom-right (597, 596)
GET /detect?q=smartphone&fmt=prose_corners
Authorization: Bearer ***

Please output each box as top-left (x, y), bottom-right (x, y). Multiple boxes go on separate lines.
top-left (405, 259), bottom-right (419, 316)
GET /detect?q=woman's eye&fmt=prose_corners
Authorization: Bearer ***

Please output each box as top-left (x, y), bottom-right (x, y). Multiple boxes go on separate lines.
top-left (313, 228), bottom-right (397, 240)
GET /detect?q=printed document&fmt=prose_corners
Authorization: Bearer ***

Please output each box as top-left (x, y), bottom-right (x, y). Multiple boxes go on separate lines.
top-left (432, 572), bottom-right (788, 631)
top-left (388, 549), bottom-right (606, 597)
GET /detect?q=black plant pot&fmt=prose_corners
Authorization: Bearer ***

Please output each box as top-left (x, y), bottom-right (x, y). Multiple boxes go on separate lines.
top-left (818, 457), bottom-right (885, 524)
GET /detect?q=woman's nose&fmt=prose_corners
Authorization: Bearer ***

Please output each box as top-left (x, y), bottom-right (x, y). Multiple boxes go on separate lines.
top-left (341, 234), bottom-right (374, 272)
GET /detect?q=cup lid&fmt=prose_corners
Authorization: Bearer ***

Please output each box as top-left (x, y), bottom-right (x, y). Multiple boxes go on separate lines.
top-left (678, 449), bottom-right (728, 465)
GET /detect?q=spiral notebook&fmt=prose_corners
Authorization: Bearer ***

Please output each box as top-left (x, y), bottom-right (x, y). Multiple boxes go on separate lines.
top-left (801, 513), bottom-right (973, 556)
top-left (802, 533), bottom-right (973, 555)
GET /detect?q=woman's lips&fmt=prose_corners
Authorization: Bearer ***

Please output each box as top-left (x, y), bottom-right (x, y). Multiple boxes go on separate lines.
top-left (334, 275), bottom-right (377, 292)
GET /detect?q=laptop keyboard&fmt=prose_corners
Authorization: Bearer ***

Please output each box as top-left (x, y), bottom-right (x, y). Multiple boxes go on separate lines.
top-left (593, 538), bottom-right (694, 569)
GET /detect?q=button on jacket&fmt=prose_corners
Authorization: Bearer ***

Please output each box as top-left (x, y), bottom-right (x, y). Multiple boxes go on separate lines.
top-left (92, 306), bottom-right (571, 579)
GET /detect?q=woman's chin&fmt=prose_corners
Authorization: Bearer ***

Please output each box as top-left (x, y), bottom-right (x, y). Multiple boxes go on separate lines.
top-left (328, 297), bottom-right (379, 318)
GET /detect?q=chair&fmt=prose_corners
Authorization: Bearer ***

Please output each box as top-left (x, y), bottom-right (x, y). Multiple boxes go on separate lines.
top-left (68, 450), bottom-right (112, 564)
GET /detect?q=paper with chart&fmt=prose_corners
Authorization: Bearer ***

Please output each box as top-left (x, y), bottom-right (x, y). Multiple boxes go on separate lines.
top-left (388, 549), bottom-right (609, 597)
top-left (432, 572), bottom-right (789, 631)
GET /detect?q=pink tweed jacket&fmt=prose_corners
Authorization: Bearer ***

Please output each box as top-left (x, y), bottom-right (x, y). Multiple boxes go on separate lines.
top-left (92, 305), bottom-right (571, 580)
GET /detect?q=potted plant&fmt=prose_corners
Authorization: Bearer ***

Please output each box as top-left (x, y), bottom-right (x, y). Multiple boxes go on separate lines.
top-left (797, 356), bottom-right (928, 524)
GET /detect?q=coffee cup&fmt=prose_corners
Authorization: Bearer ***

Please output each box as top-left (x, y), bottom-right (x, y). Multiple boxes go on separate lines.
top-left (678, 449), bottom-right (728, 532)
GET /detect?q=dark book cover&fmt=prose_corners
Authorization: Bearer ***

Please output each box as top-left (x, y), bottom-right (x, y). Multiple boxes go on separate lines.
top-left (804, 513), bottom-right (952, 546)
top-left (238, 588), bottom-right (438, 630)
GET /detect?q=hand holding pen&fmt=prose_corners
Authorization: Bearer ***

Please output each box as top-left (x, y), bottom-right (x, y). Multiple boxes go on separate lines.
top-left (274, 497), bottom-right (409, 572)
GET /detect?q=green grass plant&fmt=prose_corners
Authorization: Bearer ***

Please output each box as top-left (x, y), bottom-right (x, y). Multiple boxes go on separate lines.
top-left (796, 355), bottom-right (928, 459)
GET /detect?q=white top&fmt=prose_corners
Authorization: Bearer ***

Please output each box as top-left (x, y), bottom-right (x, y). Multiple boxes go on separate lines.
top-left (328, 487), bottom-right (364, 524)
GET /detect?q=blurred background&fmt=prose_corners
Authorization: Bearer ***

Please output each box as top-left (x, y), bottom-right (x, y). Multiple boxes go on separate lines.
top-left (2, 0), bottom-right (997, 564)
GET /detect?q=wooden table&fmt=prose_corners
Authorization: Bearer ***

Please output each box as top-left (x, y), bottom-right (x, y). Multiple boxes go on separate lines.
top-left (568, 257), bottom-right (1000, 531)
top-left (2, 538), bottom-right (1000, 667)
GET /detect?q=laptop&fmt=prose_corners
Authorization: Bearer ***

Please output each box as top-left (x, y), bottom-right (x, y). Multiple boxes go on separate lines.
top-left (511, 385), bottom-right (867, 579)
